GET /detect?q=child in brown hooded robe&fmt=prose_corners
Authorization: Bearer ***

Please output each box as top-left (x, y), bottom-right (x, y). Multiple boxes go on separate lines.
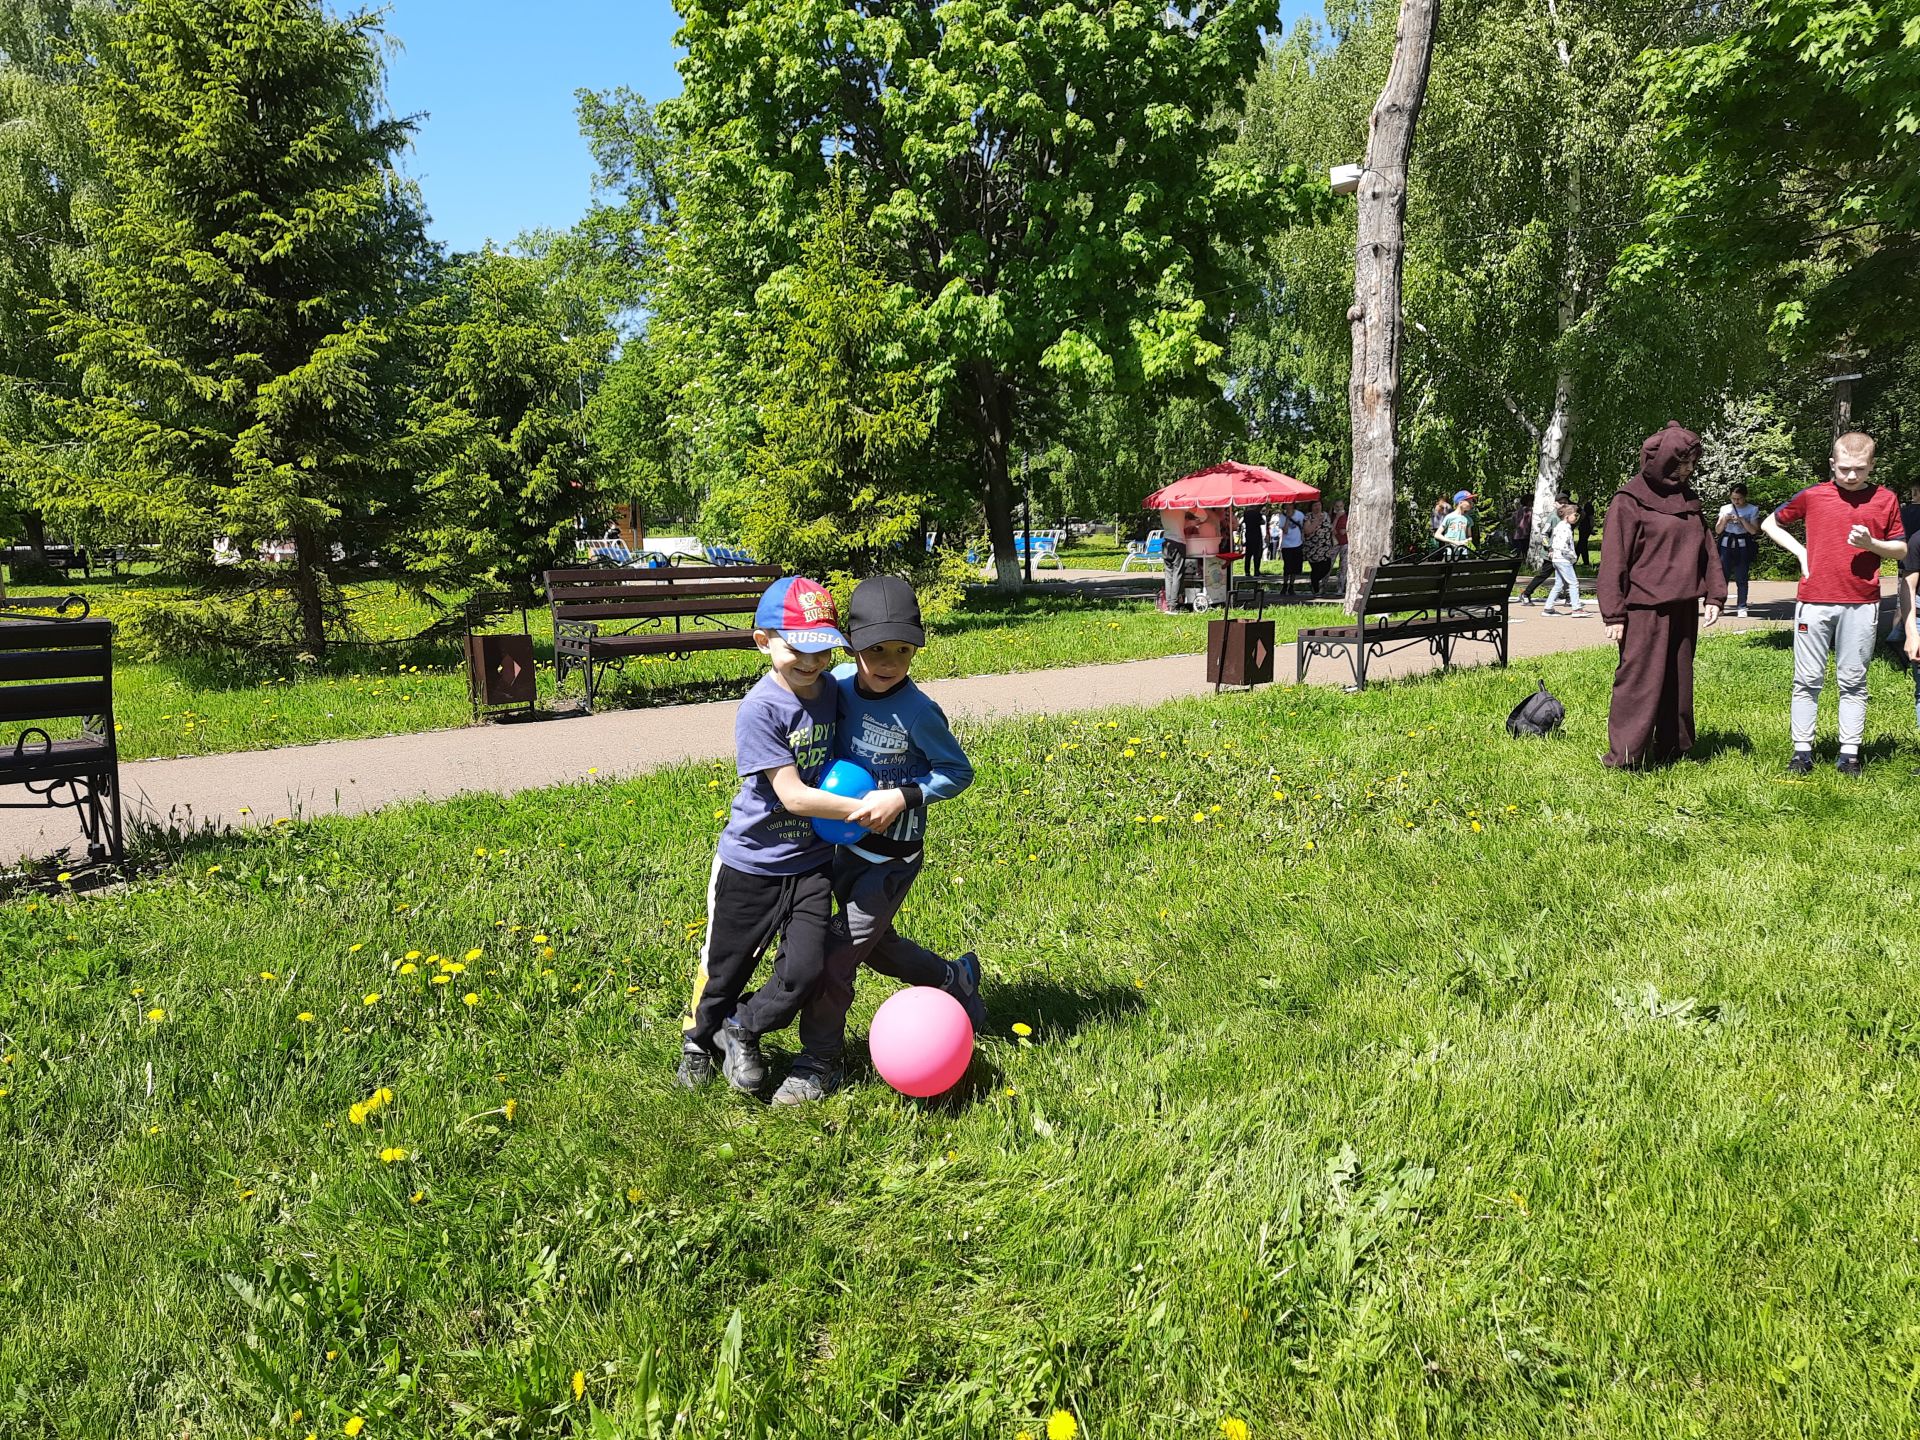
top-left (1598, 423), bottom-right (1725, 767)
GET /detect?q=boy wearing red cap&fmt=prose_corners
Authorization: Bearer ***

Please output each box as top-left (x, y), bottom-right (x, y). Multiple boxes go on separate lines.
top-left (677, 577), bottom-right (892, 1093)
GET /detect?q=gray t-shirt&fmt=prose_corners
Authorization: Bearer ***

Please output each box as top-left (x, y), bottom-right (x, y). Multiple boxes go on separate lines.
top-left (716, 672), bottom-right (838, 876)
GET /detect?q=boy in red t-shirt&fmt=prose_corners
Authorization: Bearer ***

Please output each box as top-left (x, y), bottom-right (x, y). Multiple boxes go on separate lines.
top-left (1761, 432), bottom-right (1906, 774)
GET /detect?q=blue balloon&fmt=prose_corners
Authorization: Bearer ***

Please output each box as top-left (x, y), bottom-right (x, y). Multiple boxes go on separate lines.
top-left (812, 760), bottom-right (875, 845)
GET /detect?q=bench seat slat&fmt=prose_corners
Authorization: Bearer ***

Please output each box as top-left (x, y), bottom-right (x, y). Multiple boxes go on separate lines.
top-left (0, 735), bottom-right (112, 777)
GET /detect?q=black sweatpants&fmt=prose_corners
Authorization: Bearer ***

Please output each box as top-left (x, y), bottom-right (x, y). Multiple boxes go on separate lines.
top-left (682, 858), bottom-right (834, 1050)
top-left (1519, 555), bottom-right (1554, 600)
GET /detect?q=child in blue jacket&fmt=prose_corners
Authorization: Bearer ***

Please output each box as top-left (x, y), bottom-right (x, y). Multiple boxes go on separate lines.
top-left (775, 576), bottom-right (985, 1103)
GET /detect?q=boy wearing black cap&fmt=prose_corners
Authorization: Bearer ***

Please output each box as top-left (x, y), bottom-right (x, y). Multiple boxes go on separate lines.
top-left (774, 576), bottom-right (984, 1104)
top-left (678, 577), bottom-right (889, 1093)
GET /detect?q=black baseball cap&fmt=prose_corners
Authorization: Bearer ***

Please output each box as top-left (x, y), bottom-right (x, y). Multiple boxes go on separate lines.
top-left (846, 576), bottom-right (925, 648)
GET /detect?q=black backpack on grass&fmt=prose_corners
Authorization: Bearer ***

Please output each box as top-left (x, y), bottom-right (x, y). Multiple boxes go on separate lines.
top-left (1506, 680), bottom-right (1566, 738)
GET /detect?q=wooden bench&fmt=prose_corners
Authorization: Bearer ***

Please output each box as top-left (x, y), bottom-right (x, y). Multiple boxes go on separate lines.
top-left (544, 564), bottom-right (784, 711)
top-left (1295, 552), bottom-right (1521, 690)
top-left (0, 595), bottom-right (125, 869)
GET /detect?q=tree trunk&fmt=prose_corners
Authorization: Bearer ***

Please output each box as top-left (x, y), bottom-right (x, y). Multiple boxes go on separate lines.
top-left (970, 363), bottom-right (1021, 590)
top-left (292, 527), bottom-right (327, 655)
top-left (1345, 0), bottom-right (1439, 613)
top-left (23, 510), bottom-right (47, 567)
top-left (1528, 369), bottom-right (1576, 564)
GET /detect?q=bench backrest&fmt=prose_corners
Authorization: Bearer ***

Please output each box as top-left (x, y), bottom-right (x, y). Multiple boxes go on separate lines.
top-left (544, 565), bottom-right (785, 624)
top-left (1356, 555), bottom-right (1520, 621)
top-left (0, 618), bottom-right (116, 729)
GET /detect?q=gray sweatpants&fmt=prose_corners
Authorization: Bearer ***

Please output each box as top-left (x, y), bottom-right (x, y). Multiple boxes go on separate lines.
top-left (796, 849), bottom-right (949, 1060)
top-left (1792, 600), bottom-right (1878, 747)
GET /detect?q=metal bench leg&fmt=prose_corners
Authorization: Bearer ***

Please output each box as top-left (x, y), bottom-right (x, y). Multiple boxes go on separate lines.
top-left (584, 653), bottom-right (598, 712)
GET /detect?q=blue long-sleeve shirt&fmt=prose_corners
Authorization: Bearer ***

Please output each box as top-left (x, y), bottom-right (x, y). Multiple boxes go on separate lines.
top-left (832, 663), bottom-right (973, 862)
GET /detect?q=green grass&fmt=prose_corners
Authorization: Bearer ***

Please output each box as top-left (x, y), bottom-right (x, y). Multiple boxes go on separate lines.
top-left (4, 573), bottom-right (1343, 761)
top-left (8, 630), bottom-right (1920, 1437)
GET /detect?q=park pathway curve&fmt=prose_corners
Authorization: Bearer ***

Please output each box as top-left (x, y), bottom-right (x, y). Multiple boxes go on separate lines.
top-left (0, 583), bottom-right (1803, 866)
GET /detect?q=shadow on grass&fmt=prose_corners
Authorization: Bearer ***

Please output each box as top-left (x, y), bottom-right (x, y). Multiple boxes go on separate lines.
top-left (1689, 729), bottom-right (1756, 762)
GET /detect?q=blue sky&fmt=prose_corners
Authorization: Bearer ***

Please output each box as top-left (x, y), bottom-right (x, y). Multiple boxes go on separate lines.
top-left (382, 2), bottom-right (1327, 255)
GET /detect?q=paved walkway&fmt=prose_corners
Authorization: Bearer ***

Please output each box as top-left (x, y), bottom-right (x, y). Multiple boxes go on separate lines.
top-left (1, 580), bottom-right (1808, 866)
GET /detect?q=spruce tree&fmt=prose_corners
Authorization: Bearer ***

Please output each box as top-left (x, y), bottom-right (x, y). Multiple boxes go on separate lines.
top-left (48, 0), bottom-right (455, 652)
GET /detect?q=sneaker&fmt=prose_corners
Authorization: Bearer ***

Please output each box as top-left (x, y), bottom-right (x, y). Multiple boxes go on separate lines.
top-left (1787, 750), bottom-right (1815, 776)
top-left (714, 1018), bottom-right (767, 1093)
top-left (1541, 607), bottom-right (1561, 616)
top-left (1519, 596), bottom-right (1534, 607)
top-left (674, 1047), bottom-right (717, 1090)
top-left (1737, 607), bottom-right (1749, 619)
top-left (1836, 753), bottom-right (1864, 776)
top-left (944, 951), bottom-right (988, 1031)
top-left (770, 1057), bottom-right (843, 1106)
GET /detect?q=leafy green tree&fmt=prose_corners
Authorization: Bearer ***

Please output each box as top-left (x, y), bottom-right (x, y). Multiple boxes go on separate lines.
top-left (0, 0), bottom-right (99, 565)
top-left (715, 178), bottom-right (934, 577)
top-left (656, 0), bottom-right (1315, 588)
top-left (412, 247), bottom-right (612, 610)
top-left (43, 0), bottom-right (460, 653)
top-left (1633, 0), bottom-right (1920, 351)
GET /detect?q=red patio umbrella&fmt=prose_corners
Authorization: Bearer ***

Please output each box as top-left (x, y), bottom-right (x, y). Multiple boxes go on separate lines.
top-left (1143, 461), bottom-right (1320, 511)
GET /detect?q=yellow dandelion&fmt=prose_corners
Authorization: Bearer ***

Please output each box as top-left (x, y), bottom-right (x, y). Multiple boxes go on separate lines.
top-left (410, 1189), bottom-right (425, 1204)
top-left (1221, 1421), bottom-right (1250, 1440)
top-left (473, 846), bottom-right (488, 857)
top-left (348, 942), bottom-right (364, 953)
top-left (56, 871), bottom-right (71, 883)
top-left (431, 974), bottom-right (451, 986)
top-left (1470, 820), bottom-right (1483, 832)
top-left (1048, 1412), bottom-right (1078, 1440)
top-left (379, 1146), bottom-right (407, 1163)
top-left (1150, 814), bottom-right (1166, 824)
top-left (586, 767), bottom-right (599, 775)
top-left (363, 993), bottom-right (380, 1005)
top-left (1011, 1022), bottom-right (1033, 1037)
top-left (1121, 748), bottom-right (1136, 758)
top-left (145, 1007), bottom-right (166, 1023)
top-left (344, 1418), bottom-right (365, 1437)
top-left (572, 1370), bottom-right (585, 1401)
top-left (405, 949), bottom-right (422, 960)
top-left (206, 864), bottom-right (222, 875)
top-left (464, 948), bottom-right (482, 962)
top-left (296, 1012), bottom-right (314, 1023)
top-left (259, 971), bottom-right (276, 981)
top-left (503, 1098), bottom-right (518, 1121)
top-left (399, 963), bottom-right (417, 975)
top-left (1191, 812), bottom-right (1207, 824)
top-left (463, 992), bottom-right (480, 1007)
top-left (532, 933), bottom-right (548, 944)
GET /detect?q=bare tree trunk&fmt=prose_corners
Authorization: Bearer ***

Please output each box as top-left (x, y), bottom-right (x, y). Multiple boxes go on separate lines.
top-left (1528, 369), bottom-right (1576, 563)
top-left (293, 526), bottom-right (327, 656)
top-left (1345, 0), bottom-right (1439, 613)
top-left (1529, 0), bottom-right (1580, 566)
top-left (971, 363), bottom-right (1021, 591)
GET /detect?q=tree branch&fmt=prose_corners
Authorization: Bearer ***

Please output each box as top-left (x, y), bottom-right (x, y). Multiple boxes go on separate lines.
top-left (1407, 319), bottom-right (1541, 446)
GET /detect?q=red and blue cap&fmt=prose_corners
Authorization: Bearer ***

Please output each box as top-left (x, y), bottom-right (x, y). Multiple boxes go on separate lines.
top-left (753, 577), bottom-right (847, 653)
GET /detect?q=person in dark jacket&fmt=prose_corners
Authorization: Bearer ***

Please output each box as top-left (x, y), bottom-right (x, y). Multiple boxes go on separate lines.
top-left (1598, 423), bottom-right (1725, 767)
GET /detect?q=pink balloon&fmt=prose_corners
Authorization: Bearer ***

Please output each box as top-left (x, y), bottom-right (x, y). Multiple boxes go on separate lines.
top-left (868, 986), bottom-right (975, 1098)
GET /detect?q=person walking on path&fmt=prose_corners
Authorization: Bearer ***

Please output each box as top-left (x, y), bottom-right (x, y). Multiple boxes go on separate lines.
top-left (1279, 504), bottom-right (1306, 597)
top-left (1302, 500), bottom-right (1337, 595)
top-left (1242, 505), bottom-right (1266, 580)
top-left (1891, 481), bottom-right (1920, 649)
top-left (1576, 497), bottom-right (1595, 566)
top-left (1715, 482), bottom-right (1762, 618)
top-left (1598, 423), bottom-right (1724, 768)
top-left (1431, 496), bottom-right (1452, 539)
top-left (1761, 431), bottom-right (1906, 775)
top-left (1515, 493), bottom-right (1569, 605)
top-left (1540, 502), bottom-right (1586, 616)
top-left (1434, 491), bottom-right (1475, 556)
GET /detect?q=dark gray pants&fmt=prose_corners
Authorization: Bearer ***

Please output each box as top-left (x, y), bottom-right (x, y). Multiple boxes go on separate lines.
top-left (798, 850), bottom-right (948, 1059)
